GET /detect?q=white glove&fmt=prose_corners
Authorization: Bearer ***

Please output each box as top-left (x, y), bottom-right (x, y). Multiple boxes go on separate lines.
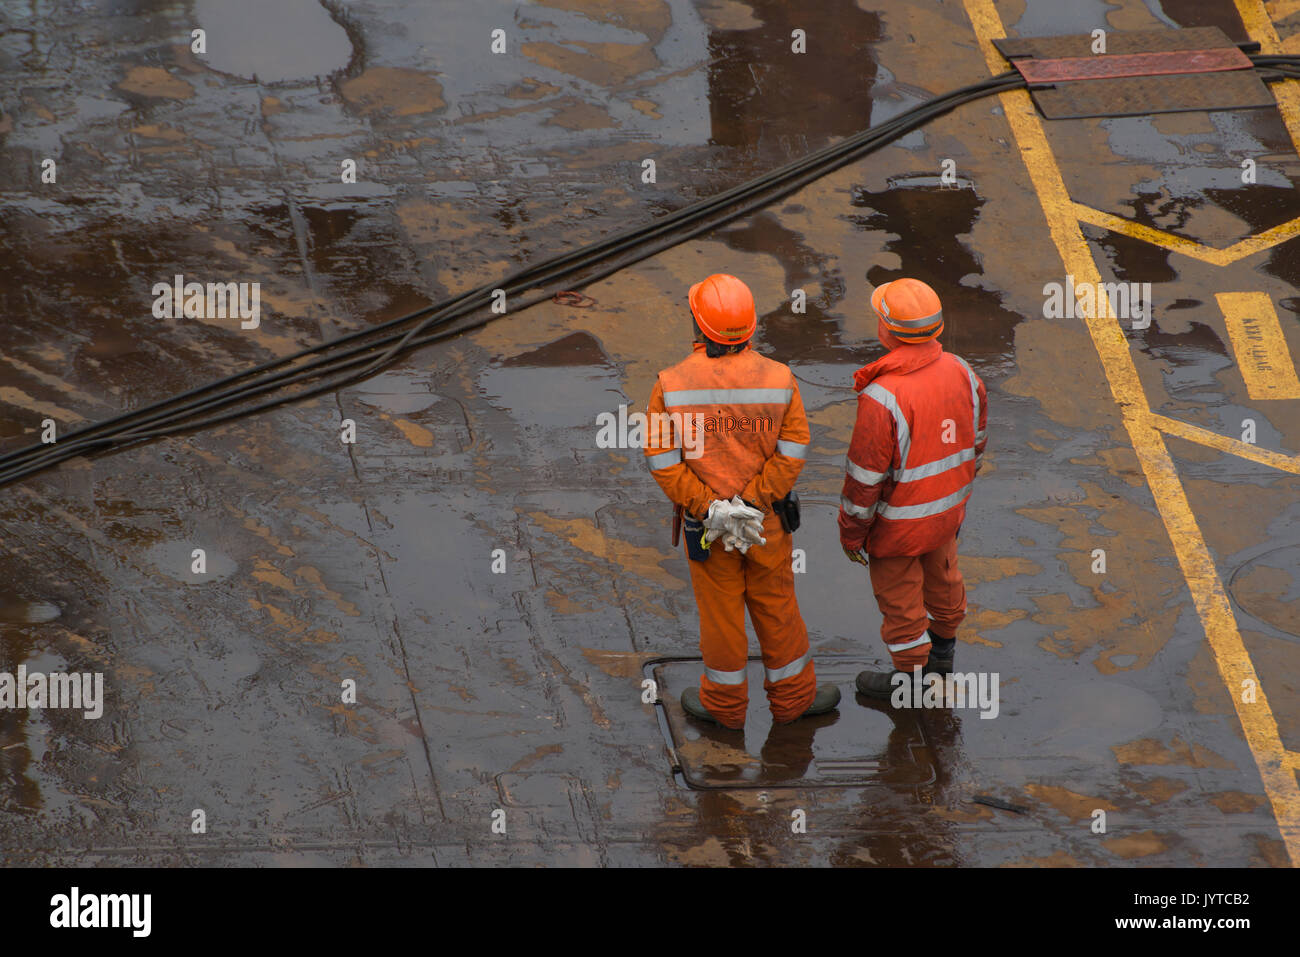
top-left (702, 498), bottom-right (735, 548)
top-left (724, 496), bottom-right (766, 547)
top-left (704, 498), bottom-right (736, 530)
top-left (704, 497), bottom-right (766, 552)
top-left (730, 516), bottom-right (765, 545)
top-left (720, 530), bottom-right (752, 554)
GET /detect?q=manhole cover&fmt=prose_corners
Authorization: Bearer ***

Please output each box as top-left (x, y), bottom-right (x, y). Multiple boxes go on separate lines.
top-left (648, 656), bottom-right (936, 789)
top-left (1228, 544), bottom-right (1300, 639)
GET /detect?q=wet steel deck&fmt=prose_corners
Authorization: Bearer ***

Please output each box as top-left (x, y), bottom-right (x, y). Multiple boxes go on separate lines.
top-left (0, 0), bottom-right (1297, 866)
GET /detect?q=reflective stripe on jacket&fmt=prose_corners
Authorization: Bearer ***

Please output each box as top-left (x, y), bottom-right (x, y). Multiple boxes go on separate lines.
top-left (644, 343), bottom-right (810, 518)
top-left (838, 344), bottom-right (987, 557)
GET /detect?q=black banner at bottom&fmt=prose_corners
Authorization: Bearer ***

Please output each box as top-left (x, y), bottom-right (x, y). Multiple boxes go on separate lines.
top-left (0, 865), bottom-right (1283, 943)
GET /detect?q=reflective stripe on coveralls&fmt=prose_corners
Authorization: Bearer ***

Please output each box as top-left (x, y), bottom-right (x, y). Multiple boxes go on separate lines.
top-left (859, 380), bottom-right (974, 524)
top-left (885, 632), bottom-right (931, 653)
top-left (705, 665), bottom-right (747, 685)
top-left (840, 496), bottom-right (877, 520)
top-left (646, 448), bottom-right (682, 471)
top-left (662, 387), bottom-right (793, 406)
top-left (846, 457), bottom-right (887, 486)
top-left (954, 355), bottom-right (984, 468)
top-left (864, 383), bottom-right (911, 476)
top-left (879, 482), bottom-right (974, 520)
top-left (708, 651), bottom-right (814, 686)
top-left (766, 649), bottom-right (811, 683)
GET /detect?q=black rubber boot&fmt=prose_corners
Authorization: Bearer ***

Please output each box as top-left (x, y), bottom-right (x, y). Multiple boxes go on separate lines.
top-left (776, 683), bottom-right (841, 723)
top-left (855, 669), bottom-right (905, 700)
top-left (680, 686), bottom-right (722, 724)
top-left (925, 630), bottom-right (956, 675)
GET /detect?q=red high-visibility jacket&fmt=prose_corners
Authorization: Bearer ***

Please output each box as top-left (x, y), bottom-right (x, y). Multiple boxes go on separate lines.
top-left (644, 343), bottom-right (810, 518)
top-left (838, 340), bottom-right (987, 557)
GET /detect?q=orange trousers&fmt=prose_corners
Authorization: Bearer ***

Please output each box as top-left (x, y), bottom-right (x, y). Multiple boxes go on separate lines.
top-left (867, 535), bottom-right (967, 670)
top-left (686, 512), bottom-right (816, 728)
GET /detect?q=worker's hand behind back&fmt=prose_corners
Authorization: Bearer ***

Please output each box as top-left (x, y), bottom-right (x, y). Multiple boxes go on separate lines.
top-left (725, 496), bottom-right (765, 547)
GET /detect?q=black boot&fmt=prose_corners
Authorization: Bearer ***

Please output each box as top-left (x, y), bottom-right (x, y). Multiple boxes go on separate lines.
top-left (855, 668), bottom-right (923, 701)
top-left (681, 686), bottom-right (724, 724)
top-left (776, 683), bottom-right (841, 723)
top-left (855, 669), bottom-right (899, 699)
top-left (925, 630), bottom-right (956, 675)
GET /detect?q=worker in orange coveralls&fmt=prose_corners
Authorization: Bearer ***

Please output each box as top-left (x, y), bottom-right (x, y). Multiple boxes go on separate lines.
top-left (644, 273), bottom-right (840, 729)
top-left (838, 277), bottom-right (987, 700)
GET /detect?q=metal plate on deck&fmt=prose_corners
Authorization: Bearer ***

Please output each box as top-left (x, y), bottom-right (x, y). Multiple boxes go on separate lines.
top-left (994, 27), bottom-right (1273, 118)
top-left (1030, 71), bottom-right (1275, 119)
top-left (649, 656), bottom-right (938, 790)
top-left (993, 25), bottom-right (1237, 60)
top-left (1014, 47), bottom-right (1252, 84)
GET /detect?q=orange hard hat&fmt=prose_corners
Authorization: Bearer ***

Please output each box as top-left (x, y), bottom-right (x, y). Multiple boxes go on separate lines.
top-left (871, 278), bottom-right (943, 342)
top-left (689, 273), bottom-right (757, 345)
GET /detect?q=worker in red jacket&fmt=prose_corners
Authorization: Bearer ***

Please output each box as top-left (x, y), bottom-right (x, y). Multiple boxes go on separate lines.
top-left (838, 278), bottom-right (987, 699)
top-left (645, 273), bottom-right (840, 729)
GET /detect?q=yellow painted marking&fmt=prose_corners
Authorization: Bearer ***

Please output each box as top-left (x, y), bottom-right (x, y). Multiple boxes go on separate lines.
top-left (1075, 203), bottom-right (1300, 266)
top-left (1149, 413), bottom-right (1300, 474)
top-left (1237, 0), bottom-right (1300, 157)
top-left (1068, 3), bottom-right (1300, 268)
top-left (1216, 292), bottom-right (1300, 398)
top-left (963, 0), bottom-right (1300, 864)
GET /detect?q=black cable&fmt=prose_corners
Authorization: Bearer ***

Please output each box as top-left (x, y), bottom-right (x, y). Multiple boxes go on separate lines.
top-left (2, 75), bottom-right (1027, 486)
top-left (1, 71), bottom-right (1026, 484)
top-left (0, 70), bottom-right (1032, 486)
top-left (37, 52), bottom-right (1300, 484)
top-left (25, 56), bottom-right (1300, 483)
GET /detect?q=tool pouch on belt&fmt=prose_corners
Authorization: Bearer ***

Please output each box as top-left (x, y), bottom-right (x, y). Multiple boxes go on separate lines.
top-left (773, 490), bottom-right (801, 533)
top-left (683, 513), bottom-right (710, 562)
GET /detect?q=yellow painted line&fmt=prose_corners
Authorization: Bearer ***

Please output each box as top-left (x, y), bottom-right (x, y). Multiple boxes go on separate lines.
top-left (1150, 413), bottom-right (1300, 474)
top-left (1216, 292), bottom-right (1300, 398)
top-left (1075, 204), bottom-right (1300, 266)
top-left (1075, 204), bottom-right (1233, 265)
top-left (963, 0), bottom-right (1300, 864)
top-left (1237, 0), bottom-right (1300, 157)
top-left (1070, 3), bottom-right (1300, 268)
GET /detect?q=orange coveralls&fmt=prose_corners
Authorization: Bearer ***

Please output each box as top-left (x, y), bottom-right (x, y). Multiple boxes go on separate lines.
top-left (644, 343), bottom-right (814, 728)
top-left (837, 340), bottom-right (987, 670)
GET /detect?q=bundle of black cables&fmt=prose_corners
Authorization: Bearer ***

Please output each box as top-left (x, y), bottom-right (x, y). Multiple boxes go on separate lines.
top-left (2, 53), bottom-right (1296, 488)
